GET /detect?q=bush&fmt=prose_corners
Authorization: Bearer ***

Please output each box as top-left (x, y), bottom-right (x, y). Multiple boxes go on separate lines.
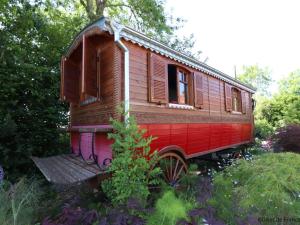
top-left (272, 124), bottom-right (300, 153)
top-left (255, 119), bottom-right (274, 139)
top-left (101, 108), bottom-right (160, 205)
top-left (147, 191), bottom-right (193, 225)
top-left (209, 153), bottom-right (300, 225)
top-left (0, 178), bottom-right (40, 225)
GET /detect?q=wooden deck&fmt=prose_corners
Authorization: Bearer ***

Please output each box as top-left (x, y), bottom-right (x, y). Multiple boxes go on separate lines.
top-left (32, 154), bottom-right (107, 184)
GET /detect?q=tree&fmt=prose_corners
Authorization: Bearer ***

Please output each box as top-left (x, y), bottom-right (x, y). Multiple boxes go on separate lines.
top-left (237, 65), bottom-right (272, 96)
top-left (260, 70), bottom-right (300, 128)
top-left (79, 0), bottom-right (172, 35)
top-left (0, 0), bottom-right (85, 180)
top-left (77, 0), bottom-right (203, 60)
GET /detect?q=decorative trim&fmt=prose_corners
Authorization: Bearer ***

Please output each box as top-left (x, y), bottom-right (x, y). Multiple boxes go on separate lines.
top-left (120, 27), bottom-right (255, 93)
top-left (65, 17), bottom-right (256, 94)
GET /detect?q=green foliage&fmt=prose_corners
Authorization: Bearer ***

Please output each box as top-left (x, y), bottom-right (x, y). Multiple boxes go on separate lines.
top-left (77, 0), bottom-right (202, 59)
top-left (0, 178), bottom-right (40, 225)
top-left (209, 153), bottom-right (300, 225)
top-left (0, 0), bottom-right (85, 180)
top-left (147, 190), bottom-right (193, 225)
top-left (259, 70), bottom-right (300, 128)
top-left (254, 118), bottom-right (274, 139)
top-left (237, 65), bottom-right (272, 96)
top-left (101, 108), bottom-right (161, 205)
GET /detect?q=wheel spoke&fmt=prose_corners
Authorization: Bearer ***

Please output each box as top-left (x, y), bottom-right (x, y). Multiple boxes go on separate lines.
top-left (169, 156), bottom-right (173, 181)
top-left (174, 164), bottom-right (184, 181)
top-left (173, 159), bottom-right (180, 181)
top-left (157, 152), bottom-right (187, 185)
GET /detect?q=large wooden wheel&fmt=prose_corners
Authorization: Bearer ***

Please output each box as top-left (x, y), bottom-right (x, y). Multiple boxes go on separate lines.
top-left (158, 152), bottom-right (188, 186)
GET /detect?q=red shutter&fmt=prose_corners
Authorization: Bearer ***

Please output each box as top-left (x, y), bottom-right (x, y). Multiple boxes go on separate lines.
top-left (194, 72), bottom-right (204, 108)
top-left (225, 83), bottom-right (232, 112)
top-left (82, 35), bottom-right (98, 97)
top-left (148, 52), bottom-right (168, 104)
top-left (61, 57), bottom-right (80, 103)
top-left (241, 91), bottom-right (247, 114)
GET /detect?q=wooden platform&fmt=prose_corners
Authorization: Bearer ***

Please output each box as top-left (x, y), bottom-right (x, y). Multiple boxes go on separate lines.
top-left (32, 154), bottom-right (107, 184)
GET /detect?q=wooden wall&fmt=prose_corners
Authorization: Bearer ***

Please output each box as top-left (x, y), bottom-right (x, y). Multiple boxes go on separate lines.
top-left (124, 41), bottom-right (253, 125)
top-left (70, 35), bottom-right (122, 125)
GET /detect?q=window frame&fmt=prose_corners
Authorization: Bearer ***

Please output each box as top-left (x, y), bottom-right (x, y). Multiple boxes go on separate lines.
top-left (167, 65), bottom-right (192, 107)
top-left (231, 87), bottom-right (242, 113)
top-left (177, 69), bottom-right (189, 105)
top-left (80, 48), bottom-right (101, 106)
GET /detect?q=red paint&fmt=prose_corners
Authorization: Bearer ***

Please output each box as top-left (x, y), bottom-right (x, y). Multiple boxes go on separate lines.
top-left (94, 133), bottom-right (113, 166)
top-left (70, 122), bottom-right (252, 160)
top-left (80, 133), bottom-right (93, 160)
top-left (142, 123), bottom-right (252, 157)
top-left (70, 132), bottom-right (80, 155)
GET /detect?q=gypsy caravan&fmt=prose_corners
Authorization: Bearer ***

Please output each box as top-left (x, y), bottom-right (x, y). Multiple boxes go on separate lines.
top-left (32, 17), bottom-right (255, 185)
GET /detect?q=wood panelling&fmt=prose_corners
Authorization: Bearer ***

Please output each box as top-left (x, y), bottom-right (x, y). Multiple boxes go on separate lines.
top-left (124, 39), bottom-right (253, 126)
top-left (70, 35), bottom-right (121, 125)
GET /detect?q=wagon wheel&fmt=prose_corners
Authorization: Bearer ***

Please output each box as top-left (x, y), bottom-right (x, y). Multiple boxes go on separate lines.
top-left (158, 152), bottom-right (187, 187)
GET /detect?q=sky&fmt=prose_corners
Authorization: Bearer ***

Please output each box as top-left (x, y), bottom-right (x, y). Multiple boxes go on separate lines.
top-left (165, 0), bottom-right (300, 92)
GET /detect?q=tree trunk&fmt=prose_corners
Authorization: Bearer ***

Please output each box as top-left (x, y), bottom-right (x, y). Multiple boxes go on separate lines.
top-left (96, 0), bottom-right (106, 17)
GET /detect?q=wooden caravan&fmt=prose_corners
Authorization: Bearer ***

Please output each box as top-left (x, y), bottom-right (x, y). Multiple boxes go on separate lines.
top-left (34, 17), bottom-right (255, 184)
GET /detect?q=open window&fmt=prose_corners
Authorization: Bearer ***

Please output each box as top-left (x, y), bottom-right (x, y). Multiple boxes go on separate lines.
top-left (232, 88), bottom-right (242, 112)
top-left (168, 65), bottom-right (190, 105)
top-left (224, 84), bottom-right (247, 114)
top-left (61, 35), bottom-right (100, 105)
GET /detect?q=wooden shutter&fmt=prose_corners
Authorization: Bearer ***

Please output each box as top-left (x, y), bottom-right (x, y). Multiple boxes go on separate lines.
top-left (241, 91), bottom-right (247, 114)
top-left (61, 57), bottom-right (80, 103)
top-left (82, 35), bottom-right (98, 97)
top-left (224, 83), bottom-right (232, 111)
top-left (193, 72), bottom-right (204, 108)
top-left (148, 52), bottom-right (168, 104)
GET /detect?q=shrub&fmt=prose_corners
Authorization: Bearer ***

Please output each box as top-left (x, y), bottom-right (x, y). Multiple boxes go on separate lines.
top-left (101, 108), bottom-right (160, 205)
top-left (255, 119), bottom-right (274, 139)
top-left (0, 178), bottom-right (40, 225)
top-left (272, 124), bottom-right (300, 153)
top-left (209, 153), bottom-right (300, 225)
top-left (147, 190), bottom-right (193, 225)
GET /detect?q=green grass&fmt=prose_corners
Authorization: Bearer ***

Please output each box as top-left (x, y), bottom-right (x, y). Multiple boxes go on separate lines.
top-left (209, 152), bottom-right (300, 225)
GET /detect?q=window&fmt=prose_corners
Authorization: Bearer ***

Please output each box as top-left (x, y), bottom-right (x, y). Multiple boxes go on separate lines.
top-left (61, 35), bottom-right (100, 105)
top-left (232, 88), bottom-right (242, 112)
top-left (168, 65), bottom-right (189, 105)
top-left (178, 71), bottom-right (188, 104)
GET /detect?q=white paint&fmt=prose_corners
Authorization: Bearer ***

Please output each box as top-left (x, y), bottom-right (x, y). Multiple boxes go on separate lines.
top-left (110, 21), bottom-right (130, 121)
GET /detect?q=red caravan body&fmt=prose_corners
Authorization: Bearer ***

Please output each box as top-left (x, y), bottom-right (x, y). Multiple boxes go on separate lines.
top-left (62, 17), bottom-right (255, 166)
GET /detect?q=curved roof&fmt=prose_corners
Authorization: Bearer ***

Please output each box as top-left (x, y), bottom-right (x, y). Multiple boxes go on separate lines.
top-left (65, 17), bottom-right (256, 93)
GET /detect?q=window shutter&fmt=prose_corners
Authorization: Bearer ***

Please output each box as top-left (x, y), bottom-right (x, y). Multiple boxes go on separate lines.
top-left (82, 35), bottom-right (98, 97)
top-left (224, 83), bottom-right (232, 111)
top-left (148, 52), bottom-right (168, 104)
top-left (61, 57), bottom-right (80, 103)
top-left (194, 72), bottom-right (204, 108)
top-left (241, 91), bottom-right (247, 114)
